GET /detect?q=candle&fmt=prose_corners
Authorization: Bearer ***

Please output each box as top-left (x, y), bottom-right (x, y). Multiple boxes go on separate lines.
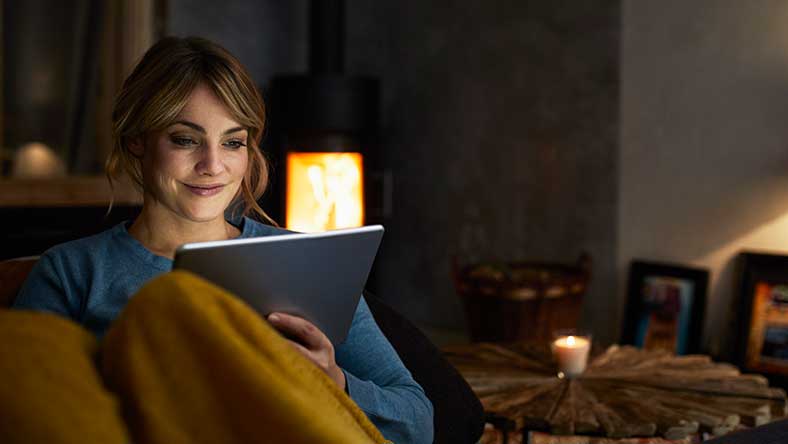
top-left (551, 335), bottom-right (591, 378)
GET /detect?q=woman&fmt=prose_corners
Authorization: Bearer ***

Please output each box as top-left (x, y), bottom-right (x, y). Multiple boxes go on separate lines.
top-left (12, 36), bottom-right (433, 443)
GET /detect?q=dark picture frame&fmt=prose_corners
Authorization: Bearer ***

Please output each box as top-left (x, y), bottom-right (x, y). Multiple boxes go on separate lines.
top-left (622, 260), bottom-right (708, 355)
top-left (736, 252), bottom-right (788, 384)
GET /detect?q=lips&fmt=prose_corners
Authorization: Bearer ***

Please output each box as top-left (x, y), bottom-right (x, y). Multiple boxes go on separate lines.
top-left (184, 183), bottom-right (225, 197)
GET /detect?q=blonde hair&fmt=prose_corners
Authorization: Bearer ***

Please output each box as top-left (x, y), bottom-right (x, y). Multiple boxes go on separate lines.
top-left (106, 36), bottom-right (276, 225)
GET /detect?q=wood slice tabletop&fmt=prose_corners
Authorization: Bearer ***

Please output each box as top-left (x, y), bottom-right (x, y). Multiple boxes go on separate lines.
top-left (444, 343), bottom-right (788, 440)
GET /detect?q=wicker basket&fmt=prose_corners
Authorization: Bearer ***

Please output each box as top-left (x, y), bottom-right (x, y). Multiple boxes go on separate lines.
top-left (452, 254), bottom-right (591, 343)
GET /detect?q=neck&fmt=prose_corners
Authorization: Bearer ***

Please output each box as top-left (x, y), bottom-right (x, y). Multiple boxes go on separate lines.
top-left (128, 203), bottom-right (240, 259)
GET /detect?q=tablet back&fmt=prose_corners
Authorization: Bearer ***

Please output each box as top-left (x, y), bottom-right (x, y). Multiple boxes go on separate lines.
top-left (173, 225), bottom-right (384, 345)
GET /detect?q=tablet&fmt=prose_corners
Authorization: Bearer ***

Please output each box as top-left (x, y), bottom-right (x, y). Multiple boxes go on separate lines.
top-left (172, 225), bottom-right (384, 345)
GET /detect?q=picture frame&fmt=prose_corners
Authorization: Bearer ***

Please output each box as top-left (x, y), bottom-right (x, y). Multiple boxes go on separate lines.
top-left (621, 260), bottom-right (708, 355)
top-left (736, 252), bottom-right (788, 383)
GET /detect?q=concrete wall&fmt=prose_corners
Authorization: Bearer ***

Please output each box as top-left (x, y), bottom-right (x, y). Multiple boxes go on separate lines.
top-left (169, 1), bottom-right (620, 342)
top-left (620, 0), bottom-right (788, 357)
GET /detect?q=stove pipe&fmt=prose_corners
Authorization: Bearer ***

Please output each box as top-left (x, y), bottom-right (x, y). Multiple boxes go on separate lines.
top-left (269, 0), bottom-right (378, 138)
top-left (310, 0), bottom-right (344, 75)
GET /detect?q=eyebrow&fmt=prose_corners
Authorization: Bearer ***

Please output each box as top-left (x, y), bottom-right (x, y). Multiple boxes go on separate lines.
top-left (172, 120), bottom-right (246, 136)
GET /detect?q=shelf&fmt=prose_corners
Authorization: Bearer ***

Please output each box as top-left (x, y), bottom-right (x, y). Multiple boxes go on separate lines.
top-left (0, 176), bottom-right (142, 207)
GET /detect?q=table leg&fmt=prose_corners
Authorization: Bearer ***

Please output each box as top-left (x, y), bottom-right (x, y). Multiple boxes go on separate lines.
top-left (485, 412), bottom-right (517, 444)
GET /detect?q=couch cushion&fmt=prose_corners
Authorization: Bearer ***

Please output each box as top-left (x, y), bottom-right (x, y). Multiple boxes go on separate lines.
top-left (363, 290), bottom-right (485, 444)
top-left (0, 257), bottom-right (38, 307)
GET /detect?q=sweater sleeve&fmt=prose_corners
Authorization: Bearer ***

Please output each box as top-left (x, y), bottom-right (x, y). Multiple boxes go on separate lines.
top-left (12, 253), bottom-right (78, 318)
top-left (336, 297), bottom-right (434, 444)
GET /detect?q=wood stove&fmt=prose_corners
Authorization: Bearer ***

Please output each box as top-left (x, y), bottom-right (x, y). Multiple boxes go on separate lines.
top-left (265, 0), bottom-right (382, 232)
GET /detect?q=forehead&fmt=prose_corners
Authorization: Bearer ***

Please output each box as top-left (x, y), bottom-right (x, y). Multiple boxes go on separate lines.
top-left (175, 83), bottom-right (242, 129)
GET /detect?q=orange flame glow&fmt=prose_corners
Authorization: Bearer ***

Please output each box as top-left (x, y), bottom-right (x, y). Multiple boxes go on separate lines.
top-left (286, 152), bottom-right (364, 232)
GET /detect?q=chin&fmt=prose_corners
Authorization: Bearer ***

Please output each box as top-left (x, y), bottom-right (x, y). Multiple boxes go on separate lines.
top-left (179, 203), bottom-right (231, 223)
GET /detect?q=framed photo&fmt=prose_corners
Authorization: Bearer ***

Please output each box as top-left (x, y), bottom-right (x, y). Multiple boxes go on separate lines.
top-left (736, 252), bottom-right (788, 381)
top-left (622, 260), bottom-right (708, 355)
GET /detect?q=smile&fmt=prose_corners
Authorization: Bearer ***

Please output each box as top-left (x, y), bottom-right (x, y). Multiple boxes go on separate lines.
top-left (184, 183), bottom-right (225, 196)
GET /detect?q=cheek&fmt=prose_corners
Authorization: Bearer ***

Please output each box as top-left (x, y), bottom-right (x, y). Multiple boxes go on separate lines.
top-left (143, 150), bottom-right (188, 193)
top-left (229, 151), bottom-right (249, 178)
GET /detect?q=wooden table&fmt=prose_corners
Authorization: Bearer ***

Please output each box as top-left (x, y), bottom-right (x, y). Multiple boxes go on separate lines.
top-left (444, 343), bottom-right (787, 441)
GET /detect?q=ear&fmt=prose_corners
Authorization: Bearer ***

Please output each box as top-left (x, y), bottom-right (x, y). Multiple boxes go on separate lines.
top-left (127, 137), bottom-right (145, 157)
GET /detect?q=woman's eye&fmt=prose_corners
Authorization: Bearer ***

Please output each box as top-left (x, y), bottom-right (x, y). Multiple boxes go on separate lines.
top-left (224, 140), bottom-right (247, 149)
top-left (171, 137), bottom-right (196, 147)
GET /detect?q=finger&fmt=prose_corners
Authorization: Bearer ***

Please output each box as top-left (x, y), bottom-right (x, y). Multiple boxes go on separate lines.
top-left (284, 338), bottom-right (312, 359)
top-left (267, 312), bottom-right (329, 350)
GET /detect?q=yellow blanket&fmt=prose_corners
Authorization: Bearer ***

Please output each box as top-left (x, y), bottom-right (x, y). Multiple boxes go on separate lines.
top-left (0, 271), bottom-right (386, 444)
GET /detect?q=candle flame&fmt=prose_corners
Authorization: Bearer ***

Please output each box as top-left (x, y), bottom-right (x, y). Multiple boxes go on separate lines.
top-left (567, 336), bottom-right (576, 346)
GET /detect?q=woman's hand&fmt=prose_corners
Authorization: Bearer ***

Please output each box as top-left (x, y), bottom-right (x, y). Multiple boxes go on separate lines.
top-left (266, 312), bottom-right (346, 390)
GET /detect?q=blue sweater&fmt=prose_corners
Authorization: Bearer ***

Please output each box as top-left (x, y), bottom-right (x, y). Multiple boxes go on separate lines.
top-left (13, 217), bottom-right (434, 444)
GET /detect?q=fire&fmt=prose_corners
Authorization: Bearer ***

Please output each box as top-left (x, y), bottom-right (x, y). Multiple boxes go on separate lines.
top-left (286, 152), bottom-right (364, 232)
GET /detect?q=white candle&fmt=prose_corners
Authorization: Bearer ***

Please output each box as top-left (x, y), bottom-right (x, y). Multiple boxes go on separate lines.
top-left (552, 335), bottom-right (591, 378)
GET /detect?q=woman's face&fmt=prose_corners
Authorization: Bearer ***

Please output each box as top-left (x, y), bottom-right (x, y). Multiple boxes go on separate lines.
top-left (135, 82), bottom-right (249, 224)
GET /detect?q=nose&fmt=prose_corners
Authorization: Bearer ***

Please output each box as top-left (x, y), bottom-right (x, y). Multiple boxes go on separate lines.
top-left (195, 143), bottom-right (224, 176)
